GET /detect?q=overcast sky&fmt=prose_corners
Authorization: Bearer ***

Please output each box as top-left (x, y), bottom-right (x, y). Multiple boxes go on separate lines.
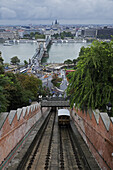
top-left (0, 0), bottom-right (113, 25)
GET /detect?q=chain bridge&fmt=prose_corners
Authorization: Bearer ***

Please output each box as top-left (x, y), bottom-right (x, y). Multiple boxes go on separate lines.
top-left (31, 35), bottom-right (51, 66)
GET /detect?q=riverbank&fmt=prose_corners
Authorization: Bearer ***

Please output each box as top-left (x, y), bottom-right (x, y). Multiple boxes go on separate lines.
top-left (45, 63), bottom-right (75, 70)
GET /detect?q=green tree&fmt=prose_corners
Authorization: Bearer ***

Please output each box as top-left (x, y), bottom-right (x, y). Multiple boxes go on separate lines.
top-left (24, 60), bottom-right (28, 67)
top-left (17, 74), bottom-right (42, 98)
top-left (0, 71), bottom-right (46, 112)
top-left (30, 32), bottom-right (35, 39)
top-left (61, 34), bottom-right (64, 40)
top-left (51, 73), bottom-right (62, 88)
top-left (4, 72), bottom-right (23, 111)
top-left (64, 59), bottom-right (73, 64)
top-left (23, 34), bottom-right (30, 39)
top-left (0, 52), bottom-right (4, 74)
top-left (53, 33), bottom-right (59, 39)
top-left (35, 34), bottom-right (38, 39)
top-left (73, 59), bottom-right (77, 65)
top-left (0, 74), bottom-right (9, 112)
top-left (35, 34), bottom-right (45, 39)
top-left (67, 40), bottom-right (113, 112)
top-left (11, 56), bottom-right (20, 65)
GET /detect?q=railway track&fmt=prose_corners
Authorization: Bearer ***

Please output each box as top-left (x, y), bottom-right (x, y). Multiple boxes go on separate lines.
top-left (17, 109), bottom-right (99, 170)
top-left (59, 126), bottom-right (86, 170)
top-left (24, 109), bottom-right (56, 170)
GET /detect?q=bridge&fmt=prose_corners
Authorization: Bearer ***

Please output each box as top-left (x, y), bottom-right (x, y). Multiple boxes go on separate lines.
top-left (41, 97), bottom-right (70, 107)
top-left (31, 35), bottom-right (51, 66)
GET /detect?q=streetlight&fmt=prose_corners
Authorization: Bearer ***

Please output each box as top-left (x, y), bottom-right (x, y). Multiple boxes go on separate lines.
top-left (106, 102), bottom-right (112, 117)
top-left (39, 95), bottom-right (42, 102)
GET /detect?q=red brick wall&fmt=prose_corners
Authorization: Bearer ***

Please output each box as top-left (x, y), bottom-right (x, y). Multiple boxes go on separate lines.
top-left (0, 103), bottom-right (46, 165)
top-left (71, 108), bottom-right (113, 170)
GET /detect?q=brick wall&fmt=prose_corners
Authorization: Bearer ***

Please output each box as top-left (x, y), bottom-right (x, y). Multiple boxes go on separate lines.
top-left (0, 102), bottom-right (45, 165)
top-left (71, 108), bottom-right (113, 170)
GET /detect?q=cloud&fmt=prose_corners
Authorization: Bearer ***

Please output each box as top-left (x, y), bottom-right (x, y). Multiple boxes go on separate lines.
top-left (0, 7), bottom-right (17, 19)
top-left (0, 0), bottom-right (113, 24)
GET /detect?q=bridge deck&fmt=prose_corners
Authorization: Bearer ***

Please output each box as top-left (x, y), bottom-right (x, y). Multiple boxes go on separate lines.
top-left (41, 99), bottom-right (70, 107)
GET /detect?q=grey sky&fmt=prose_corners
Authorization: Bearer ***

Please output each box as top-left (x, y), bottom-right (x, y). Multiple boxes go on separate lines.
top-left (0, 0), bottom-right (113, 25)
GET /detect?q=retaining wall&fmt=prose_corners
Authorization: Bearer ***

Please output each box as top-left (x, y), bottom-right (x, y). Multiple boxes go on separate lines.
top-left (0, 102), bottom-right (45, 165)
top-left (72, 108), bottom-right (113, 170)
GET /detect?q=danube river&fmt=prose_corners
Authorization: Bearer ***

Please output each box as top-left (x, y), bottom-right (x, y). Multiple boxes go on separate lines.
top-left (0, 42), bottom-right (90, 64)
top-left (0, 42), bottom-right (38, 64)
top-left (48, 42), bottom-right (90, 63)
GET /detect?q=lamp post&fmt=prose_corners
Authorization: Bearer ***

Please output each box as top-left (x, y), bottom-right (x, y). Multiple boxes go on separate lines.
top-left (106, 102), bottom-right (112, 117)
top-left (39, 95), bottom-right (42, 102)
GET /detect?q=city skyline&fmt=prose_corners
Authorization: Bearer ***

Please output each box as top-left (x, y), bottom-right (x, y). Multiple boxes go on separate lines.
top-left (0, 0), bottom-right (113, 25)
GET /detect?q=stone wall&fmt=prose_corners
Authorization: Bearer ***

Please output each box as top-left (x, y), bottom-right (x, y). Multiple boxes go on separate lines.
top-left (71, 108), bottom-right (113, 170)
top-left (0, 102), bottom-right (44, 165)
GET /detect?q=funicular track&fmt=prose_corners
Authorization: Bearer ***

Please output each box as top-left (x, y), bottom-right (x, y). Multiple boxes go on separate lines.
top-left (59, 125), bottom-right (90, 170)
top-left (17, 108), bottom-right (56, 170)
top-left (25, 109), bottom-right (56, 170)
top-left (17, 108), bottom-right (99, 170)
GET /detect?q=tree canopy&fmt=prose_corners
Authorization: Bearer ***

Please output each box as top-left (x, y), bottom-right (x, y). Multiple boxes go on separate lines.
top-left (10, 56), bottom-right (20, 65)
top-left (67, 40), bottom-right (113, 112)
top-left (0, 70), bottom-right (50, 112)
top-left (0, 52), bottom-right (4, 74)
top-left (64, 59), bottom-right (73, 64)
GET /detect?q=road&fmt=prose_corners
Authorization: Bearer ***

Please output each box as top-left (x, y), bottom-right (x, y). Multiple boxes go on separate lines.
top-left (40, 69), bottom-right (68, 96)
top-left (12, 61), bottom-right (68, 96)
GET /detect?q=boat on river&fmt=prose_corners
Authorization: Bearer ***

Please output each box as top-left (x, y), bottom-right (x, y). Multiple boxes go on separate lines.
top-left (3, 42), bottom-right (13, 46)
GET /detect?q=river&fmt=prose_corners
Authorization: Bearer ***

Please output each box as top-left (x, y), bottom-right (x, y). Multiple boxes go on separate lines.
top-left (47, 42), bottom-right (90, 63)
top-left (0, 42), bottom-right (90, 64)
top-left (0, 42), bottom-right (38, 64)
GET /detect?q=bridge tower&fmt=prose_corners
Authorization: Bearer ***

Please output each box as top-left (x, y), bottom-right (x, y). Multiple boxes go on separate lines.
top-left (37, 39), bottom-right (49, 58)
top-left (45, 34), bottom-right (51, 40)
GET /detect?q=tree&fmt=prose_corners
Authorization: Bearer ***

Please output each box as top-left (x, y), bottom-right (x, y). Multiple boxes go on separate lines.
top-left (35, 34), bottom-right (45, 39)
top-left (24, 60), bottom-right (28, 67)
top-left (23, 34), bottom-right (30, 39)
top-left (52, 33), bottom-right (59, 39)
top-left (17, 74), bottom-right (42, 98)
top-left (0, 71), bottom-right (45, 112)
top-left (0, 74), bottom-right (9, 112)
top-left (61, 34), bottom-right (64, 40)
top-left (30, 32), bottom-right (35, 39)
top-left (73, 59), bottom-right (77, 65)
top-left (10, 56), bottom-right (20, 65)
top-left (51, 73), bottom-right (62, 88)
top-left (0, 55), bottom-right (4, 74)
top-left (0, 51), bottom-right (4, 73)
top-left (67, 40), bottom-right (113, 112)
top-left (0, 51), bottom-right (3, 64)
top-left (4, 72), bottom-right (23, 111)
top-left (64, 59), bottom-right (73, 64)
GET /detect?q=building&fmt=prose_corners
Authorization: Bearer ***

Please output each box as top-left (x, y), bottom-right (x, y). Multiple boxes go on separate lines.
top-left (83, 28), bottom-right (97, 38)
top-left (97, 27), bottom-right (113, 39)
top-left (0, 31), bottom-right (16, 40)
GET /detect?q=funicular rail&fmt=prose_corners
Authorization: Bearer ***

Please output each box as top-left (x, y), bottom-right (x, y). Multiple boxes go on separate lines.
top-left (16, 107), bottom-right (100, 170)
top-left (23, 108), bottom-right (56, 169)
top-left (59, 125), bottom-right (91, 170)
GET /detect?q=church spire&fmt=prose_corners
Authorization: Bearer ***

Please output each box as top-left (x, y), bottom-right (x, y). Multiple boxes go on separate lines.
top-left (55, 19), bottom-right (58, 25)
